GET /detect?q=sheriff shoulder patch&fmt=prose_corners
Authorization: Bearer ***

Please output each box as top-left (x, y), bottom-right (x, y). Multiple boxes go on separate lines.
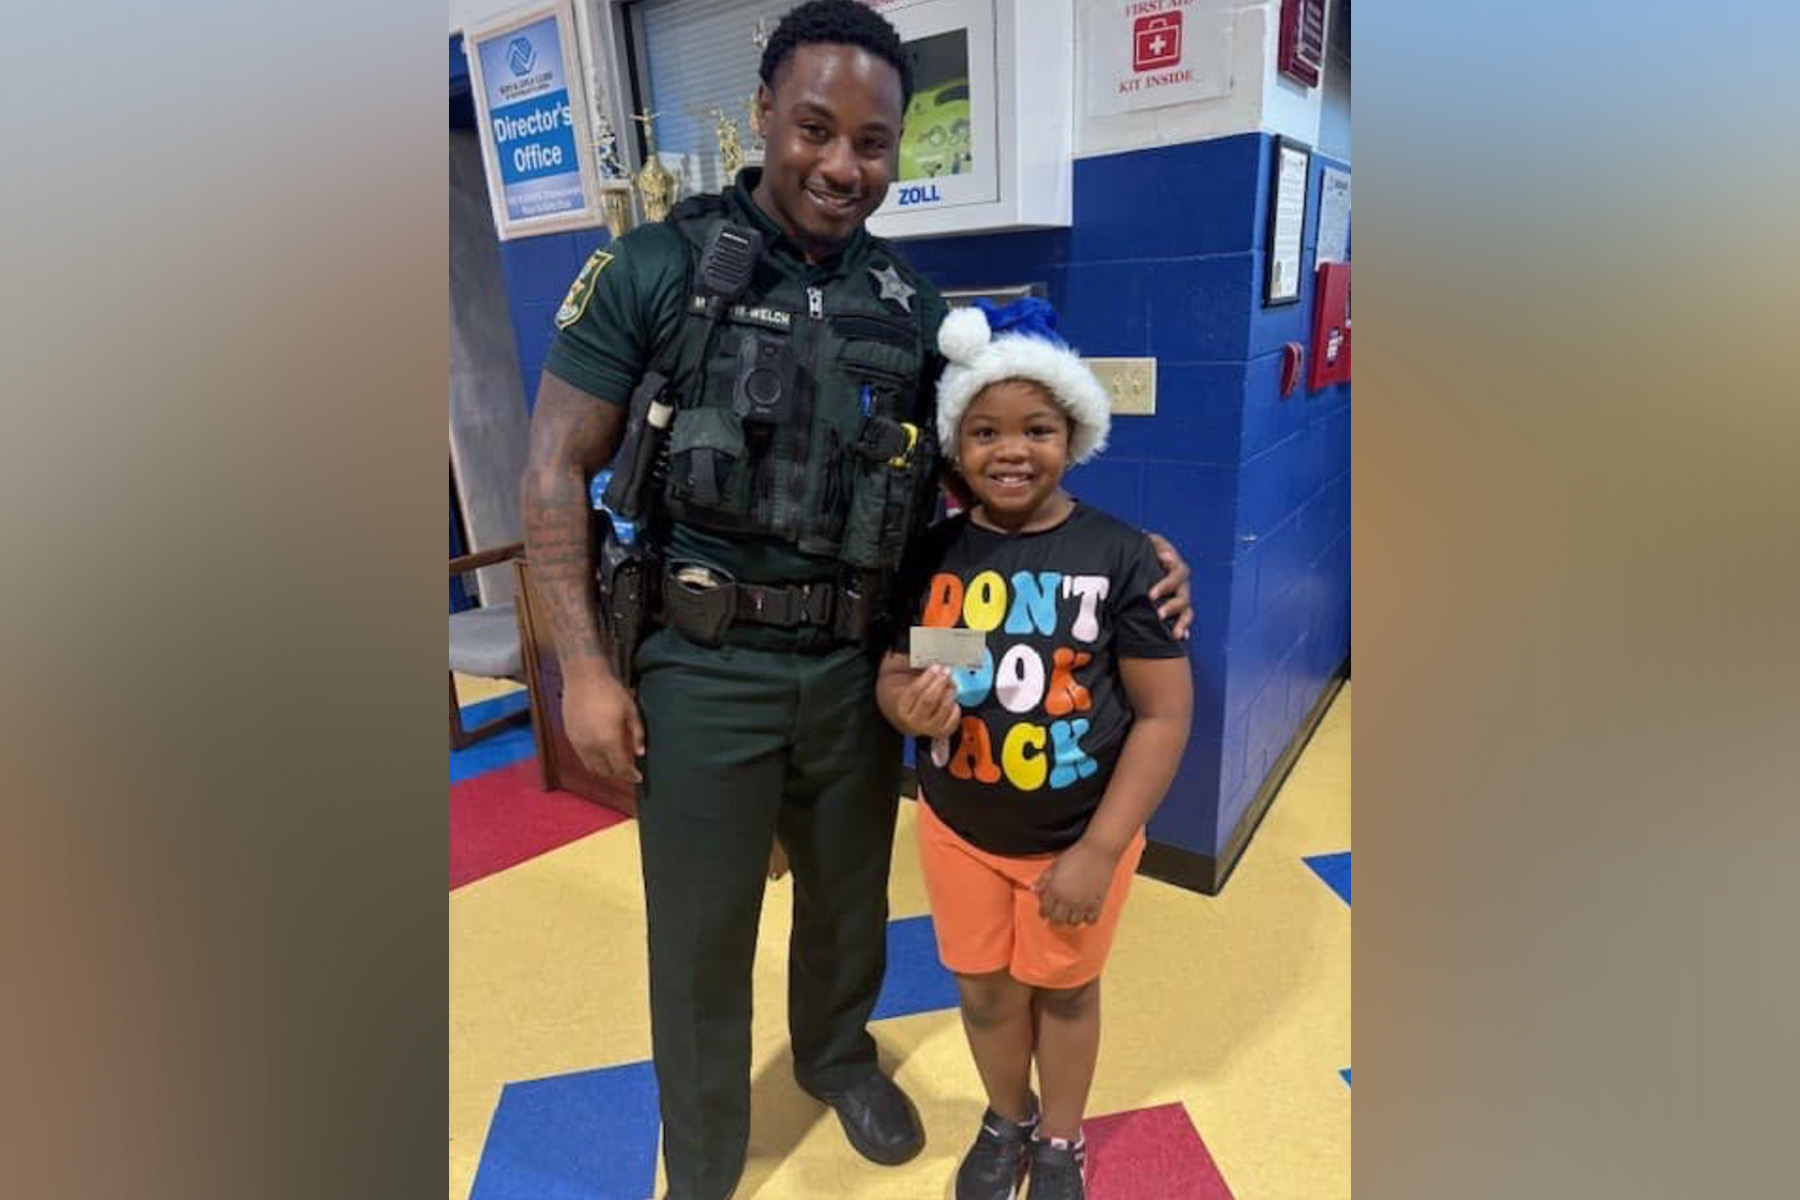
top-left (555, 249), bottom-right (615, 328)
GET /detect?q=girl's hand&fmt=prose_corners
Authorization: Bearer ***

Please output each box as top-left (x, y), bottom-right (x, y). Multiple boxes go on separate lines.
top-left (892, 665), bottom-right (962, 739)
top-left (1032, 840), bottom-right (1118, 926)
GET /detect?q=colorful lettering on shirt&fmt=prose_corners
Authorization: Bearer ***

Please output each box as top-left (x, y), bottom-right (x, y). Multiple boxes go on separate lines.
top-left (923, 573), bottom-right (963, 628)
top-left (946, 715), bottom-right (1002, 783)
top-left (924, 570), bottom-right (1105, 641)
top-left (1001, 723), bottom-right (1048, 791)
top-left (995, 644), bottom-right (1045, 714)
top-left (923, 569), bottom-right (1114, 792)
top-left (1061, 575), bottom-right (1110, 643)
top-left (953, 647), bottom-right (994, 707)
top-left (964, 570), bottom-right (1007, 631)
top-left (1046, 648), bottom-right (1093, 717)
top-left (1005, 571), bottom-right (1062, 635)
top-left (1049, 718), bottom-right (1098, 789)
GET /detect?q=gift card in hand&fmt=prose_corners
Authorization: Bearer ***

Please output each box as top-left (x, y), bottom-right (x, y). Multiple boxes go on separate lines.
top-left (909, 626), bottom-right (986, 670)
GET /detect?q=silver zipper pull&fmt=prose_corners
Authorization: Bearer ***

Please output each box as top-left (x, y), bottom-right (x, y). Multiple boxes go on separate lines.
top-left (807, 286), bottom-right (823, 319)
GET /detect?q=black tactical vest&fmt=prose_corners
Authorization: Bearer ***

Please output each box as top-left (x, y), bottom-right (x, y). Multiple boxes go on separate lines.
top-left (651, 196), bottom-right (939, 574)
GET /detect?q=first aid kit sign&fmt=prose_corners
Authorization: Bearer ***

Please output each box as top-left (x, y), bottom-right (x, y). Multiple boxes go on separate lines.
top-left (1087, 0), bottom-right (1231, 116)
top-left (1134, 13), bottom-right (1182, 71)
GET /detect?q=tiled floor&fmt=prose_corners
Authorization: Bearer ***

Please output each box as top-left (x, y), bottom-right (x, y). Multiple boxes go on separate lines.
top-left (450, 676), bottom-right (1350, 1199)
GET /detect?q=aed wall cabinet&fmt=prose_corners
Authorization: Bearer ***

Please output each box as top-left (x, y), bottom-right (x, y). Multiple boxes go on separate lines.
top-left (865, 0), bottom-right (1073, 240)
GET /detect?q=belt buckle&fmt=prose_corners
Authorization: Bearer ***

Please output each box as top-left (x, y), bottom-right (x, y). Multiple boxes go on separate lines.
top-left (798, 582), bottom-right (833, 626)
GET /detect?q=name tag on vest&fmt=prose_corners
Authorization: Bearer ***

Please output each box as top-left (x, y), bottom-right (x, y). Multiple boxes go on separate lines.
top-left (688, 296), bottom-right (793, 331)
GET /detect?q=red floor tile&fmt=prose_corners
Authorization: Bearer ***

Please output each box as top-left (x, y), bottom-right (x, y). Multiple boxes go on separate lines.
top-left (1085, 1101), bottom-right (1235, 1200)
top-left (450, 759), bottom-right (627, 890)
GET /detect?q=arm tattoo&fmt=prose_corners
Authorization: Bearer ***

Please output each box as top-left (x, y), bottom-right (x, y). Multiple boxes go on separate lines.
top-left (522, 386), bottom-right (625, 668)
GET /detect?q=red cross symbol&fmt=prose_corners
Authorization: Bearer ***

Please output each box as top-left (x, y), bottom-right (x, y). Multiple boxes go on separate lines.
top-left (1133, 13), bottom-right (1183, 72)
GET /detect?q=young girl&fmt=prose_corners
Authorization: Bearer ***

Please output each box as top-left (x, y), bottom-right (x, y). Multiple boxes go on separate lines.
top-left (876, 299), bottom-right (1194, 1200)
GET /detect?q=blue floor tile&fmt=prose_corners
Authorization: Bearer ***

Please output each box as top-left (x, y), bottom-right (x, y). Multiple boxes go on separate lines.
top-left (871, 914), bottom-right (960, 1020)
top-left (451, 692), bottom-right (536, 784)
top-left (1304, 852), bottom-right (1351, 905)
top-left (471, 1060), bottom-right (660, 1200)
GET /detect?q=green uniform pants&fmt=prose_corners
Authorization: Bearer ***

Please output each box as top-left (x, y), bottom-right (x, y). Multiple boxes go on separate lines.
top-left (633, 626), bottom-right (903, 1200)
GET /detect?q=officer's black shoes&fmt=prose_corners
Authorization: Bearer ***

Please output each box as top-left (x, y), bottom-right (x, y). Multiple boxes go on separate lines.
top-left (802, 1070), bottom-right (926, 1166)
top-left (955, 1095), bottom-right (1039, 1200)
top-left (1024, 1134), bottom-right (1087, 1200)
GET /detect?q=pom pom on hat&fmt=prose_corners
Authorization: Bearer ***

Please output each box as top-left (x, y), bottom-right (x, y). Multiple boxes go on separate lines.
top-left (935, 298), bottom-right (1111, 465)
top-left (936, 305), bottom-right (993, 366)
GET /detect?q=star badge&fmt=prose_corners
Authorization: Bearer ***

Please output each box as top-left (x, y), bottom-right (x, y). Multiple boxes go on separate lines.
top-left (869, 263), bottom-right (915, 313)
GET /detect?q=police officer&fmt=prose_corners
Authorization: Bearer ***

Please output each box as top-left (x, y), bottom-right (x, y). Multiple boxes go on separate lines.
top-left (520, 5), bottom-right (1190, 1198)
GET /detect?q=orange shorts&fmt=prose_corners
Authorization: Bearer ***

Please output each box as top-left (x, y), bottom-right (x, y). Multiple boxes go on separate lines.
top-left (915, 797), bottom-right (1145, 990)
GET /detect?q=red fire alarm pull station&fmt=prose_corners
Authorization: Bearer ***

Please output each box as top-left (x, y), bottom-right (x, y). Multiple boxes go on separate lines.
top-left (1278, 0), bottom-right (1325, 88)
top-left (1279, 342), bottom-right (1305, 397)
top-left (1308, 261), bottom-right (1350, 391)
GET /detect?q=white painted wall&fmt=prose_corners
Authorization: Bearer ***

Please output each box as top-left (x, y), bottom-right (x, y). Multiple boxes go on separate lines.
top-left (449, 0), bottom-right (519, 35)
top-left (1317, 0), bottom-right (1350, 160)
top-left (449, 2), bottom-right (1349, 161)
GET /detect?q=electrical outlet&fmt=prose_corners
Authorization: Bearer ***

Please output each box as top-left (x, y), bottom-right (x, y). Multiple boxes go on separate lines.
top-left (1087, 357), bottom-right (1157, 416)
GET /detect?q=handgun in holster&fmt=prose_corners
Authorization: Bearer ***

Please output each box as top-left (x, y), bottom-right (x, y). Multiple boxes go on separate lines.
top-left (597, 524), bottom-right (656, 685)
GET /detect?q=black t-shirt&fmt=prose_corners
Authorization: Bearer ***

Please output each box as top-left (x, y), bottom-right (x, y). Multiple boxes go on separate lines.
top-left (897, 503), bottom-right (1186, 856)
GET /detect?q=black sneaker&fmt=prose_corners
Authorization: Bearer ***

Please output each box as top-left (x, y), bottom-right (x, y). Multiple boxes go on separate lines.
top-left (1024, 1134), bottom-right (1087, 1200)
top-left (955, 1096), bottom-right (1039, 1200)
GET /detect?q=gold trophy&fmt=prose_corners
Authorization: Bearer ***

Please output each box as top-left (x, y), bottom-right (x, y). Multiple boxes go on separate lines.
top-left (631, 110), bottom-right (678, 223)
top-left (710, 104), bottom-right (745, 182)
top-left (598, 182), bottom-right (634, 240)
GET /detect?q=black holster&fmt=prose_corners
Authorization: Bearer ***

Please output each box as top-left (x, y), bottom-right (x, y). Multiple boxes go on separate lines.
top-left (660, 561), bottom-right (738, 648)
top-left (597, 527), bottom-right (658, 685)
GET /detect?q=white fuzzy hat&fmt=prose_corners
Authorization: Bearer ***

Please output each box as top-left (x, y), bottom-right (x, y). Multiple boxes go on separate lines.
top-left (935, 299), bottom-right (1111, 465)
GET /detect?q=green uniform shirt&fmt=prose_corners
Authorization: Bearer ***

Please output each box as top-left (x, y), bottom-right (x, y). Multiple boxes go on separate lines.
top-left (546, 170), bottom-right (948, 591)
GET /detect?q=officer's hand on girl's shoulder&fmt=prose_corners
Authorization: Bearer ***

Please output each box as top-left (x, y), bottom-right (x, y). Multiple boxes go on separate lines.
top-left (1145, 531), bottom-right (1194, 641)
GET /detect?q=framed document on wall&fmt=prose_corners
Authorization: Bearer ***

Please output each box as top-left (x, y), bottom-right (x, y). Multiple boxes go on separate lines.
top-left (1264, 135), bottom-right (1312, 307)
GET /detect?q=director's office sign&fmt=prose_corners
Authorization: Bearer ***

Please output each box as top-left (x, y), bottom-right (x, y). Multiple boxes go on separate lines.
top-left (463, 1), bottom-right (603, 239)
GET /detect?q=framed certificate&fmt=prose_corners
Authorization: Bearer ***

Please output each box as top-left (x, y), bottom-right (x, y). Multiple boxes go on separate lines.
top-left (1263, 135), bottom-right (1312, 307)
top-left (1317, 165), bottom-right (1351, 265)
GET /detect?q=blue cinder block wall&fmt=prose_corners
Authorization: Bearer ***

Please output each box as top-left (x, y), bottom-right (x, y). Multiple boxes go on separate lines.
top-left (483, 130), bottom-right (1350, 886)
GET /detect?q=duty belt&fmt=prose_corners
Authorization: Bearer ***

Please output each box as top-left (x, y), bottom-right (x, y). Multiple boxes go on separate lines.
top-left (660, 560), bottom-right (859, 647)
top-left (734, 578), bottom-right (836, 627)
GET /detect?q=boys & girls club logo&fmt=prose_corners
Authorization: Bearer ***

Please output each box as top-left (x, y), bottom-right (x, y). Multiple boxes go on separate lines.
top-left (507, 36), bottom-right (536, 77)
